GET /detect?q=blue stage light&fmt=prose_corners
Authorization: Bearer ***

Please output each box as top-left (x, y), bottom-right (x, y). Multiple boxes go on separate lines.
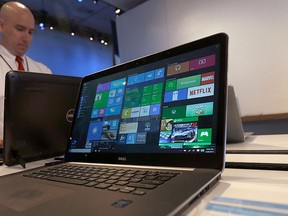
top-left (39, 22), bottom-right (45, 30)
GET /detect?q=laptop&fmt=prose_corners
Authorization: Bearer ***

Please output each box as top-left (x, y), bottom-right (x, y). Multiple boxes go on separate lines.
top-left (3, 71), bottom-right (81, 168)
top-left (0, 33), bottom-right (228, 216)
top-left (227, 85), bottom-right (253, 143)
top-left (227, 85), bottom-right (245, 143)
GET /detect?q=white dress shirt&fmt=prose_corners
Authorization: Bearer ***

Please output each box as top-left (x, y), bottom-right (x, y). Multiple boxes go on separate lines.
top-left (0, 44), bottom-right (52, 141)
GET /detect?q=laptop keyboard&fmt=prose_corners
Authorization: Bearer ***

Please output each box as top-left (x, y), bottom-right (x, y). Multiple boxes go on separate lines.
top-left (23, 164), bottom-right (180, 195)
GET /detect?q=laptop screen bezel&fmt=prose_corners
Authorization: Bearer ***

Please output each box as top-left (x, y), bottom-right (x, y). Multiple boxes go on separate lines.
top-left (65, 33), bottom-right (228, 171)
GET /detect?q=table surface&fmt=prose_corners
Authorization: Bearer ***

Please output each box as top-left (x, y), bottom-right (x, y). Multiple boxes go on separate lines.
top-left (186, 168), bottom-right (288, 215)
top-left (226, 134), bottom-right (288, 164)
top-left (227, 134), bottom-right (288, 151)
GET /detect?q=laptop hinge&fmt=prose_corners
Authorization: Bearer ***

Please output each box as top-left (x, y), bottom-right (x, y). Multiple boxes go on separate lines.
top-left (11, 149), bottom-right (26, 168)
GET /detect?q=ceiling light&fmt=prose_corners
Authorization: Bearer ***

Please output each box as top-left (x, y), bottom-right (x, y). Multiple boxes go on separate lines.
top-left (71, 32), bottom-right (75, 36)
top-left (49, 26), bottom-right (54, 30)
top-left (39, 10), bottom-right (47, 30)
top-left (39, 22), bottom-right (45, 30)
top-left (100, 39), bottom-right (108, 45)
top-left (115, 9), bottom-right (121, 15)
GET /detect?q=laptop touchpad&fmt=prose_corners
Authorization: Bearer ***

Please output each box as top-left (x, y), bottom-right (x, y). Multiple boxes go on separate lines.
top-left (0, 183), bottom-right (74, 212)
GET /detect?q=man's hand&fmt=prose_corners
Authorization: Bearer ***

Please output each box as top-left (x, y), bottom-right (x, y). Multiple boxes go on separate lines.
top-left (0, 139), bottom-right (3, 149)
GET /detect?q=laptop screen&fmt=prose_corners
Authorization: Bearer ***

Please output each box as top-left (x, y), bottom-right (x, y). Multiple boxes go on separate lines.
top-left (66, 33), bottom-right (228, 169)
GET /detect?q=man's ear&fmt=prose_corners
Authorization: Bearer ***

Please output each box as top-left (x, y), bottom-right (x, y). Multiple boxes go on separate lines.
top-left (0, 18), bottom-right (4, 32)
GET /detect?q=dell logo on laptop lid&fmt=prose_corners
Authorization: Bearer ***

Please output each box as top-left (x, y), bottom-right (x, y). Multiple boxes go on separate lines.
top-left (66, 109), bottom-right (75, 123)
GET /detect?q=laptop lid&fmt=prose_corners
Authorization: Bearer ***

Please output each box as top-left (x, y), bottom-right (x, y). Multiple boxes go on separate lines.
top-left (65, 33), bottom-right (228, 170)
top-left (227, 85), bottom-right (245, 143)
top-left (3, 71), bottom-right (81, 167)
top-left (226, 85), bottom-right (253, 143)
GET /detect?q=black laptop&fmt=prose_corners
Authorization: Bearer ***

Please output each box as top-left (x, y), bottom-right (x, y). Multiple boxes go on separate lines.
top-left (0, 33), bottom-right (228, 216)
top-left (3, 71), bottom-right (81, 167)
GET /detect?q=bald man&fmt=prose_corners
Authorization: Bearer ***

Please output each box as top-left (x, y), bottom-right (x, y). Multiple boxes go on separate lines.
top-left (0, 1), bottom-right (52, 148)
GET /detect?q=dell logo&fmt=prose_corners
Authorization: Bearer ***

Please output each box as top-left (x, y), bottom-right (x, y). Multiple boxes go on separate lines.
top-left (66, 109), bottom-right (75, 123)
top-left (118, 157), bottom-right (127, 161)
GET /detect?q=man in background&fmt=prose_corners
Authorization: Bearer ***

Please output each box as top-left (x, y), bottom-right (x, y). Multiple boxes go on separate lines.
top-left (0, 1), bottom-right (52, 148)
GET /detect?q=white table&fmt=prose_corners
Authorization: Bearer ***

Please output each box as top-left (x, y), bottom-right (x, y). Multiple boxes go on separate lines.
top-left (226, 134), bottom-right (288, 164)
top-left (227, 134), bottom-right (288, 151)
top-left (186, 168), bottom-right (288, 215)
top-left (186, 134), bottom-right (288, 215)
